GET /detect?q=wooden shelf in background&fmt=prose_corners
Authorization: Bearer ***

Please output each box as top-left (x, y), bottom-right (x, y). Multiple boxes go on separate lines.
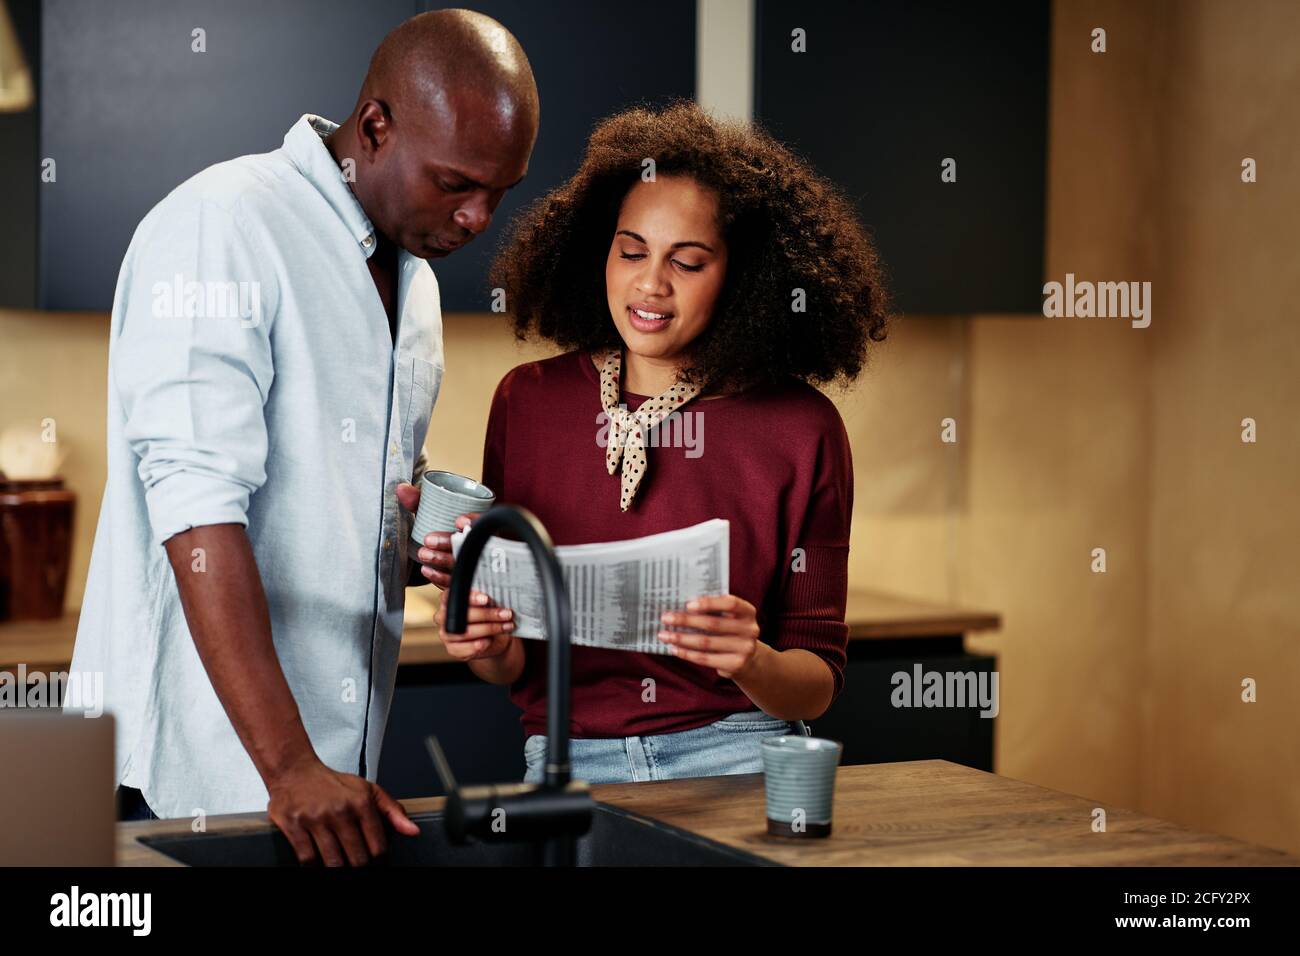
top-left (0, 588), bottom-right (1002, 673)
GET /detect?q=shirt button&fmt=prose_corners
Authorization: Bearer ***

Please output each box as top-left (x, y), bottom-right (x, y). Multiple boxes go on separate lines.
top-left (383, 539), bottom-right (392, 551)
top-left (362, 234), bottom-right (374, 248)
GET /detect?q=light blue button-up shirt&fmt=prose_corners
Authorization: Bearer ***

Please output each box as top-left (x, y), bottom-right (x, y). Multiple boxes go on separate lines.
top-left (68, 115), bottom-right (443, 818)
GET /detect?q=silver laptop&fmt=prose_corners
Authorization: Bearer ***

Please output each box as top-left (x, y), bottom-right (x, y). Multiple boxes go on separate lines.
top-left (0, 711), bottom-right (116, 866)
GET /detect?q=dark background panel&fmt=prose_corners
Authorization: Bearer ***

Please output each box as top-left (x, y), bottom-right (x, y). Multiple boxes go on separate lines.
top-left (756, 0), bottom-right (1050, 315)
top-left (35, 0), bottom-right (695, 312)
top-left (39, 0), bottom-right (420, 310)
top-left (0, 0), bottom-right (39, 308)
top-left (418, 0), bottom-right (695, 310)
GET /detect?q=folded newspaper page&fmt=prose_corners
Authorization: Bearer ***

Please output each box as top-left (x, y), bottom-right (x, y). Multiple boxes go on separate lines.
top-left (449, 518), bottom-right (729, 655)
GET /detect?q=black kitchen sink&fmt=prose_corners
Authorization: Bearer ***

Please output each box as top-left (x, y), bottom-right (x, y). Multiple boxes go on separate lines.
top-left (138, 802), bottom-right (776, 867)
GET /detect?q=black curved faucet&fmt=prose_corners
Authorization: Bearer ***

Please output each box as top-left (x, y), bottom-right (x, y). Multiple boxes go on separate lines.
top-left (431, 504), bottom-right (593, 866)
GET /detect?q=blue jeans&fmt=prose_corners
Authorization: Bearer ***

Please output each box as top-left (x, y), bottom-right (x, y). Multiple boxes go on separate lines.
top-left (523, 710), bottom-right (792, 785)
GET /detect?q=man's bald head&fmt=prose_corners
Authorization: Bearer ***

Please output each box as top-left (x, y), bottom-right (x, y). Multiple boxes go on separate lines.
top-left (362, 9), bottom-right (539, 141)
top-left (328, 9), bottom-right (539, 261)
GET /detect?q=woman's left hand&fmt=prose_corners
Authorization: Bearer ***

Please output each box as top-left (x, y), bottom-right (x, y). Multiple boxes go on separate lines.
top-left (658, 594), bottom-right (765, 680)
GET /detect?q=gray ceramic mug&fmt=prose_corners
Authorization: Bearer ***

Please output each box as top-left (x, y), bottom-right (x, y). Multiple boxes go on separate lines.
top-left (761, 736), bottom-right (843, 838)
top-left (410, 470), bottom-right (495, 546)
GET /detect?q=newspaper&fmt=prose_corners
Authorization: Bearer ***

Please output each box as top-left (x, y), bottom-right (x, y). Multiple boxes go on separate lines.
top-left (449, 518), bottom-right (729, 655)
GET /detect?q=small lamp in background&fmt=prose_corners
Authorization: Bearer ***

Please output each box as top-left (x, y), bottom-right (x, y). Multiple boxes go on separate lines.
top-left (0, 0), bottom-right (33, 113)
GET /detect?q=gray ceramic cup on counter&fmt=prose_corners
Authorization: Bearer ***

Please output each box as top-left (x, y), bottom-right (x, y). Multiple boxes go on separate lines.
top-left (410, 470), bottom-right (495, 546)
top-left (761, 736), bottom-right (843, 838)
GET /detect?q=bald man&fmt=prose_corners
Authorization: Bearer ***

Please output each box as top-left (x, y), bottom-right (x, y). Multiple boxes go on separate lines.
top-left (68, 10), bottom-right (538, 865)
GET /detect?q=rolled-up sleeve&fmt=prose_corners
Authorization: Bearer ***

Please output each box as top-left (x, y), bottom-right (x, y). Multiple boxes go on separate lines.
top-left (113, 197), bottom-right (278, 547)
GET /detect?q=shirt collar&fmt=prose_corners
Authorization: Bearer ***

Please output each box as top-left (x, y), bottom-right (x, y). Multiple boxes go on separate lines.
top-left (282, 114), bottom-right (379, 258)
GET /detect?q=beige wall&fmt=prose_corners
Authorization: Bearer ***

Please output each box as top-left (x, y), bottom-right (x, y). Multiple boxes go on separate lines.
top-left (1, 0), bottom-right (1295, 854)
top-left (423, 315), bottom-right (558, 482)
top-left (949, 0), bottom-right (1298, 853)
top-left (1139, 0), bottom-right (1300, 854)
top-left (954, 0), bottom-right (1166, 816)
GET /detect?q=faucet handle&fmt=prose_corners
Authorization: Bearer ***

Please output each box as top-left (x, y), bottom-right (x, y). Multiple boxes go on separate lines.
top-left (424, 734), bottom-right (459, 795)
top-left (425, 735), bottom-right (473, 844)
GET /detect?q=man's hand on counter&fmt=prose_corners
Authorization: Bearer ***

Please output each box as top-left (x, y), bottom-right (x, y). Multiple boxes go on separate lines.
top-left (266, 756), bottom-right (419, 867)
top-left (164, 523), bottom-right (419, 867)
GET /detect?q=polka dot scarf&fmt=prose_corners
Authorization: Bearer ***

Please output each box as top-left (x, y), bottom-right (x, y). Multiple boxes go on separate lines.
top-left (597, 348), bottom-right (703, 512)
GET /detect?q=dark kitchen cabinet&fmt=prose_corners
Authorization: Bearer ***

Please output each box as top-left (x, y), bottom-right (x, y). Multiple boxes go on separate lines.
top-left (30, 0), bottom-right (695, 311)
top-left (756, 0), bottom-right (1050, 315)
top-left (380, 665), bottom-right (527, 798)
top-left (811, 638), bottom-right (996, 772)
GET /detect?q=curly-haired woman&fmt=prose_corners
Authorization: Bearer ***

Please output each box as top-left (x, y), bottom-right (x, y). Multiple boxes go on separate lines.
top-left (412, 102), bottom-right (890, 785)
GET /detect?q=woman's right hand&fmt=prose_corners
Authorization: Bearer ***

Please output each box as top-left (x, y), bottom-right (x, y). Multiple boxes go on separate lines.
top-left (435, 586), bottom-right (516, 661)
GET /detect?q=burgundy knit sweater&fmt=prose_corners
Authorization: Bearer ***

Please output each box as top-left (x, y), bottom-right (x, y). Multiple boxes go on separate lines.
top-left (481, 350), bottom-right (853, 738)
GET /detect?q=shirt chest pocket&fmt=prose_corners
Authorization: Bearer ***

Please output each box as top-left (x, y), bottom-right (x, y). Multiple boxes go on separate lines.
top-left (400, 355), bottom-right (440, 465)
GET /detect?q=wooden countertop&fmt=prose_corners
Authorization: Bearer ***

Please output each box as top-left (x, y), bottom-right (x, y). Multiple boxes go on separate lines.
top-left (114, 759), bottom-right (1295, 867)
top-left (1, 587), bottom-right (1002, 671)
